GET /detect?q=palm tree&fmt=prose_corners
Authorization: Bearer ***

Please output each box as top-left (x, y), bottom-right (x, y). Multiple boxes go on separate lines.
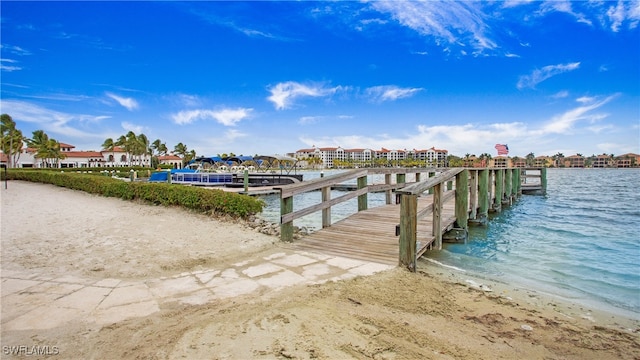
top-left (101, 138), bottom-right (116, 167)
top-left (27, 130), bottom-right (65, 167)
top-left (136, 133), bottom-right (150, 167)
top-left (1, 114), bottom-right (24, 168)
top-left (174, 142), bottom-right (188, 166)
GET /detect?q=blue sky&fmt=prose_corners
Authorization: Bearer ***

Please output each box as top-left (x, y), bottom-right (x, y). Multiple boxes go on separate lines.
top-left (1, 1), bottom-right (639, 158)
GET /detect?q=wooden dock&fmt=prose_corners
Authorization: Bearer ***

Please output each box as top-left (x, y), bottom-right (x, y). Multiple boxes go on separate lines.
top-left (276, 167), bottom-right (546, 270)
top-left (292, 196), bottom-right (456, 265)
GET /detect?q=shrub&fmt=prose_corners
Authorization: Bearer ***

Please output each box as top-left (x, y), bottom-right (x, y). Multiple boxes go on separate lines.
top-left (3, 170), bottom-right (264, 218)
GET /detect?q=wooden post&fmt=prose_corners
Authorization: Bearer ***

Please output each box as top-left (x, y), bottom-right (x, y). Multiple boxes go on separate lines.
top-left (280, 195), bottom-right (294, 242)
top-left (477, 169), bottom-right (489, 223)
top-left (167, 170), bottom-right (172, 184)
top-left (322, 186), bottom-right (331, 228)
top-left (455, 170), bottom-right (469, 230)
top-left (428, 171), bottom-right (435, 194)
top-left (494, 169), bottom-right (504, 212)
top-left (243, 169), bottom-right (249, 193)
top-left (357, 175), bottom-right (368, 211)
top-left (541, 167), bottom-right (547, 195)
top-left (469, 170), bottom-right (478, 220)
top-left (399, 194), bottom-right (417, 272)
top-left (504, 169), bottom-right (512, 205)
top-left (513, 168), bottom-right (521, 197)
top-left (385, 174), bottom-right (392, 204)
top-left (433, 182), bottom-right (443, 250)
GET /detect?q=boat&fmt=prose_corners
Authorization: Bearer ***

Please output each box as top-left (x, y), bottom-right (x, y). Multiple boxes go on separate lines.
top-left (149, 154), bottom-right (302, 187)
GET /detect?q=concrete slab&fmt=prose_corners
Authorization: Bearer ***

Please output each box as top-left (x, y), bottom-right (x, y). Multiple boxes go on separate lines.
top-left (1, 278), bottom-right (42, 296)
top-left (35, 282), bottom-right (85, 296)
top-left (257, 270), bottom-right (307, 289)
top-left (98, 284), bottom-right (153, 309)
top-left (301, 263), bottom-right (333, 280)
top-left (93, 278), bottom-right (122, 288)
top-left (147, 276), bottom-right (202, 298)
top-left (212, 278), bottom-right (260, 299)
top-left (221, 269), bottom-right (240, 279)
top-left (54, 286), bottom-right (112, 311)
top-left (325, 256), bottom-right (367, 270)
top-left (92, 300), bottom-right (160, 325)
top-left (242, 263), bottom-right (284, 278)
top-left (177, 289), bottom-right (216, 305)
top-left (3, 305), bottom-right (87, 330)
top-left (271, 254), bottom-right (317, 267)
top-left (194, 270), bottom-right (220, 284)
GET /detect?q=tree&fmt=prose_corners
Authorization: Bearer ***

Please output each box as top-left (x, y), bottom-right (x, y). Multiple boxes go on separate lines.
top-left (1, 114), bottom-right (24, 168)
top-left (174, 142), bottom-right (188, 166)
top-left (136, 133), bottom-right (150, 167)
top-left (526, 152), bottom-right (535, 166)
top-left (101, 138), bottom-right (116, 166)
top-left (27, 130), bottom-right (65, 167)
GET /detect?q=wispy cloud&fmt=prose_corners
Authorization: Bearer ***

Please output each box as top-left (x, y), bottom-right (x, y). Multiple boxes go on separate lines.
top-left (0, 99), bottom-right (107, 138)
top-left (369, 1), bottom-right (497, 53)
top-left (0, 44), bottom-right (31, 56)
top-left (267, 81), bottom-right (342, 110)
top-left (538, 94), bottom-right (618, 134)
top-left (0, 58), bottom-right (21, 72)
top-left (517, 62), bottom-right (580, 89)
top-left (365, 85), bottom-right (423, 102)
top-left (121, 121), bottom-right (144, 134)
top-left (106, 92), bottom-right (139, 111)
top-left (171, 107), bottom-right (253, 126)
top-left (606, 0), bottom-right (640, 31)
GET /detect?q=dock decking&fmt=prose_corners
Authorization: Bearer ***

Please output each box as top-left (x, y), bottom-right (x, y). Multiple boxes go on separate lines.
top-left (292, 196), bottom-right (456, 265)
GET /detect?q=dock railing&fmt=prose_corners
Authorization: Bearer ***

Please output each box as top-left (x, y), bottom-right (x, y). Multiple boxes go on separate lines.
top-left (276, 167), bottom-right (544, 271)
top-left (275, 167), bottom-right (445, 242)
top-left (395, 168), bottom-right (525, 271)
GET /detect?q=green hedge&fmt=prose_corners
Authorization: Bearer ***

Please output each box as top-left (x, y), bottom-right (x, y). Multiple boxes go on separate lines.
top-left (3, 170), bottom-right (264, 218)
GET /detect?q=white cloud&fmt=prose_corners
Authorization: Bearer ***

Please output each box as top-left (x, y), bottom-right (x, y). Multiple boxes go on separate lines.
top-left (538, 94), bottom-right (618, 134)
top-left (267, 81), bottom-right (341, 110)
top-left (0, 99), bottom-right (106, 139)
top-left (0, 59), bottom-right (21, 72)
top-left (369, 1), bottom-right (497, 53)
top-left (121, 121), bottom-right (144, 134)
top-left (517, 62), bottom-right (580, 89)
top-left (106, 92), bottom-right (139, 111)
top-left (551, 90), bottom-right (569, 99)
top-left (365, 85), bottom-right (423, 102)
top-left (171, 107), bottom-right (253, 126)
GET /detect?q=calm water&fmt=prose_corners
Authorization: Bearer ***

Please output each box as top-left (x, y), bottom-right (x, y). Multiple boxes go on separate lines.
top-left (258, 168), bottom-right (640, 317)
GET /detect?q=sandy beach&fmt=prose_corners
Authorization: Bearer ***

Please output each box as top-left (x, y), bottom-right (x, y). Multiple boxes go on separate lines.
top-left (1, 181), bottom-right (639, 359)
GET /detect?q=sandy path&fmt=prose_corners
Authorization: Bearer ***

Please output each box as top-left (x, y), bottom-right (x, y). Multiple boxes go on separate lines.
top-left (1, 181), bottom-right (639, 359)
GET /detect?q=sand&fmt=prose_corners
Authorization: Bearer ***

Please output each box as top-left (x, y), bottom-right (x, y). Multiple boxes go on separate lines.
top-left (1, 181), bottom-right (639, 359)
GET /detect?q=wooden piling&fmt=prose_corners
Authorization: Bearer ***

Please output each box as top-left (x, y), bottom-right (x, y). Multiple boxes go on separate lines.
top-left (399, 194), bottom-right (418, 271)
top-left (357, 175), bottom-right (368, 211)
top-left (280, 196), bottom-right (294, 242)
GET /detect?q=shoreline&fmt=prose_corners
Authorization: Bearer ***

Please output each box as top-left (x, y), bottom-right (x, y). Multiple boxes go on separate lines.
top-left (2, 180), bottom-right (639, 358)
top-left (420, 257), bottom-right (640, 331)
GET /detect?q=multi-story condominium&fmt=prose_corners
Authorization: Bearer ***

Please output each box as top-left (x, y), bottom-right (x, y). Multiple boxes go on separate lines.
top-left (592, 154), bottom-right (610, 168)
top-left (534, 156), bottom-right (553, 167)
top-left (492, 156), bottom-right (510, 168)
top-left (294, 146), bottom-right (449, 168)
top-left (615, 153), bottom-right (640, 168)
top-left (564, 155), bottom-right (585, 168)
top-left (511, 158), bottom-right (527, 168)
top-left (410, 147), bottom-right (448, 165)
top-left (376, 148), bottom-right (407, 163)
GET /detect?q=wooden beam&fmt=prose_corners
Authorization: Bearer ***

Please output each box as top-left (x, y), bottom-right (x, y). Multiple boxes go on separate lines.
top-left (399, 194), bottom-right (417, 271)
